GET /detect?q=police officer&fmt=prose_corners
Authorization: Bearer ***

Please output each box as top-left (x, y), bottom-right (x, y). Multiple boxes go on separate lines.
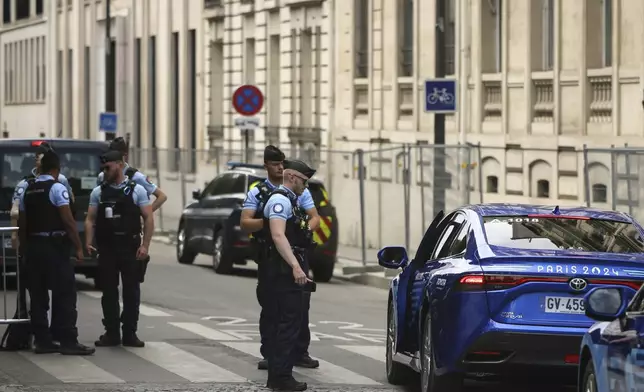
top-left (262, 159), bottom-right (317, 391)
top-left (96, 137), bottom-right (167, 211)
top-left (240, 147), bottom-right (320, 371)
top-left (17, 150), bottom-right (94, 355)
top-left (11, 142), bottom-right (74, 249)
top-left (84, 150), bottom-right (155, 347)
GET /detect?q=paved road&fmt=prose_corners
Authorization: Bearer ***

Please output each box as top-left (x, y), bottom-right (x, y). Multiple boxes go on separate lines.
top-left (0, 243), bottom-right (575, 392)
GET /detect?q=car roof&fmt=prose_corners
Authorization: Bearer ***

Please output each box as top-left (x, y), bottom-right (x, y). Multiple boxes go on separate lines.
top-left (0, 138), bottom-right (110, 149)
top-left (464, 203), bottom-right (632, 223)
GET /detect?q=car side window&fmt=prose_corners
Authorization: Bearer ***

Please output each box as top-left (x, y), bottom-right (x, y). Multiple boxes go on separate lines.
top-left (447, 223), bottom-right (470, 256)
top-left (201, 179), bottom-right (220, 197)
top-left (231, 174), bottom-right (248, 193)
top-left (430, 214), bottom-right (467, 260)
top-left (627, 285), bottom-right (644, 313)
top-left (204, 174), bottom-right (236, 196)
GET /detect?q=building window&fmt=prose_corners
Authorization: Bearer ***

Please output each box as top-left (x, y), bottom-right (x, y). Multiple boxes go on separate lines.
top-left (537, 180), bottom-right (549, 198)
top-left (354, 0), bottom-right (369, 79)
top-left (486, 176), bottom-right (498, 193)
top-left (442, 0), bottom-right (456, 75)
top-left (602, 0), bottom-right (612, 67)
top-left (542, 0), bottom-right (554, 70)
top-left (16, 0), bottom-right (29, 20)
top-left (481, 0), bottom-right (502, 73)
top-left (36, 0), bottom-right (43, 15)
top-left (592, 184), bottom-right (608, 203)
top-left (398, 0), bottom-right (413, 77)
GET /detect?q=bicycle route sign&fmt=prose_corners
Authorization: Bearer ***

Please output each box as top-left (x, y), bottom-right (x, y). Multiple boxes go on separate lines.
top-left (232, 84), bottom-right (264, 116)
top-left (424, 78), bottom-right (457, 113)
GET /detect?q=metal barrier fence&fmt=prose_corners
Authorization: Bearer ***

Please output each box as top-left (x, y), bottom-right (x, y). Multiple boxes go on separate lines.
top-left (0, 227), bottom-right (29, 325)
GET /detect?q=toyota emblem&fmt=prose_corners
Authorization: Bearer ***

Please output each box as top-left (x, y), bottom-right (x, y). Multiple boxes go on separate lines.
top-left (569, 278), bottom-right (588, 291)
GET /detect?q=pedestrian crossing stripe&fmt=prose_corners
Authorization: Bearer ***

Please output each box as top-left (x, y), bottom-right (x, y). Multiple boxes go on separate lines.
top-left (8, 341), bottom-right (385, 385)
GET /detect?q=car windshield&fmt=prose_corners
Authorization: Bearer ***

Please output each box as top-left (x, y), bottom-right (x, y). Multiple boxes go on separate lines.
top-left (0, 146), bottom-right (105, 220)
top-left (483, 215), bottom-right (644, 253)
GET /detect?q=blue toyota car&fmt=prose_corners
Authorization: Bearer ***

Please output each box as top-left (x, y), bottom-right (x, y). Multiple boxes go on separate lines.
top-left (579, 285), bottom-right (644, 392)
top-left (378, 203), bottom-right (644, 392)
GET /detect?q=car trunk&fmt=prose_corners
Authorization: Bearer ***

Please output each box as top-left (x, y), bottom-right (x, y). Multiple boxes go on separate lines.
top-left (477, 252), bottom-right (644, 328)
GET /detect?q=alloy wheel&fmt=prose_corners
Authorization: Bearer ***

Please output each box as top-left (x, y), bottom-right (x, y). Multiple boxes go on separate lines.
top-left (585, 372), bottom-right (596, 392)
top-left (176, 228), bottom-right (185, 258)
top-left (421, 314), bottom-right (432, 392)
top-left (212, 236), bottom-right (223, 269)
top-left (386, 301), bottom-right (396, 373)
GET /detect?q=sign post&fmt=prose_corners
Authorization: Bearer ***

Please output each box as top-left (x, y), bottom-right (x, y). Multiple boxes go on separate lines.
top-left (99, 112), bottom-right (118, 134)
top-left (232, 85), bottom-right (264, 163)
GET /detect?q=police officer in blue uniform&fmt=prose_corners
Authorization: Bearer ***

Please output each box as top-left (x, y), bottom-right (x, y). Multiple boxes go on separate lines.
top-left (17, 150), bottom-right (94, 355)
top-left (96, 137), bottom-right (167, 211)
top-left (84, 150), bottom-right (155, 348)
top-left (240, 146), bottom-right (320, 371)
top-left (262, 159), bottom-right (317, 391)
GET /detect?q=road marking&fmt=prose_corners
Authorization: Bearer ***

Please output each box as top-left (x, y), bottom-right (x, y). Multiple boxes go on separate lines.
top-left (125, 342), bottom-right (246, 383)
top-left (336, 345), bottom-right (386, 362)
top-left (222, 341), bottom-right (381, 385)
top-left (19, 352), bottom-right (124, 383)
top-left (169, 322), bottom-right (241, 341)
top-left (82, 292), bottom-right (172, 317)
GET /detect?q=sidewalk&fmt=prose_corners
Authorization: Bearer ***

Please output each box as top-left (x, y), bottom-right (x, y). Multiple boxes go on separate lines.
top-left (151, 234), bottom-right (394, 290)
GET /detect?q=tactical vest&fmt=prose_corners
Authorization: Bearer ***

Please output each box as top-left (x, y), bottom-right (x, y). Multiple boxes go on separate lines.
top-left (25, 173), bottom-right (76, 215)
top-left (95, 181), bottom-right (141, 248)
top-left (250, 182), bottom-right (272, 242)
top-left (262, 189), bottom-right (312, 278)
top-left (24, 180), bottom-right (66, 235)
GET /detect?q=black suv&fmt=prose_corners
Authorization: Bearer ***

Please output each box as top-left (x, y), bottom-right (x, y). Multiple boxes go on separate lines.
top-left (176, 162), bottom-right (339, 282)
top-left (0, 138), bottom-right (110, 285)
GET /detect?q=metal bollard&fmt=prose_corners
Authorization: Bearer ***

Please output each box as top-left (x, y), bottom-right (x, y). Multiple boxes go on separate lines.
top-left (0, 227), bottom-right (30, 325)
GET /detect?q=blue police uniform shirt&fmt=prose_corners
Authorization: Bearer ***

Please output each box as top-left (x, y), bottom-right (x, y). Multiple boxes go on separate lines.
top-left (17, 175), bottom-right (70, 212)
top-left (243, 180), bottom-right (314, 211)
top-left (89, 176), bottom-right (152, 208)
top-left (96, 163), bottom-right (158, 196)
top-left (263, 185), bottom-right (298, 221)
top-left (13, 168), bottom-right (72, 203)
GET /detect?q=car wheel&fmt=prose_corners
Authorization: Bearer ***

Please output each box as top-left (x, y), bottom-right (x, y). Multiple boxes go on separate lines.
top-left (385, 298), bottom-right (414, 385)
top-left (311, 257), bottom-right (334, 282)
top-left (582, 360), bottom-right (597, 392)
top-left (212, 229), bottom-right (233, 274)
top-left (420, 310), bottom-right (463, 392)
top-left (176, 223), bottom-right (196, 265)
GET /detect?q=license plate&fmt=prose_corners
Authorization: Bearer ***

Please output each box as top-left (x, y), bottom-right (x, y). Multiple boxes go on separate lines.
top-left (544, 296), bottom-right (586, 314)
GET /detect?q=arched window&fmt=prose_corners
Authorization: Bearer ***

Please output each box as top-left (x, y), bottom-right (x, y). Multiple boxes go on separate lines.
top-left (537, 180), bottom-right (550, 198)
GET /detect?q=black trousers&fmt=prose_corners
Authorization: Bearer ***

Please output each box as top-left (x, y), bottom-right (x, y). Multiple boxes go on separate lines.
top-left (265, 284), bottom-right (304, 383)
top-left (257, 286), bottom-right (310, 360)
top-left (97, 250), bottom-right (141, 335)
top-left (25, 237), bottom-right (78, 346)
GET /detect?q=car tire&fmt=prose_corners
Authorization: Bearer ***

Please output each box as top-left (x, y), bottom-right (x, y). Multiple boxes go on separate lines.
top-left (176, 223), bottom-right (196, 265)
top-left (420, 310), bottom-right (463, 392)
top-left (582, 359), bottom-right (598, 392)
top-left (212, 229), bottom-right (234, 275)
top-left (385, 298), bottom-right (414, 385)
top-left (312, 257), bottom-right (334, 282)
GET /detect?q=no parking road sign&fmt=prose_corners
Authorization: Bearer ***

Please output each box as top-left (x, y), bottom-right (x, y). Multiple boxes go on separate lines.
top-left (232, 85), bottom-right (264, 116)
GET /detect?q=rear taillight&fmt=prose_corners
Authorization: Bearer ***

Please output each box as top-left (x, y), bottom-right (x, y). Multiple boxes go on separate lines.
top-left (457, 274), bottom-right (643, 291)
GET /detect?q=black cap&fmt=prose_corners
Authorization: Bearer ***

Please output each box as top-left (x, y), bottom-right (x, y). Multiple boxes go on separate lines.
top-left (264, 145), bottom-right (285, 162)
top-left (35, 141), bottom-right (53, 155)
top-left (100, 150), bottom-right (124, 166)
top-left (284, 159), bottom-right (316, 179)
top-left (109, 137), bottom-right (128, 153)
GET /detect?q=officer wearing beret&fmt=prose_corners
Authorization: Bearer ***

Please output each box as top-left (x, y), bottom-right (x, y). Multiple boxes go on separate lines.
top-left (96, 137), bottom-right (167, 211)
top-left (84, 150), bottom-right (155, 348)
top-left (240, 147), bottom-right (320, 371)
top-left (17, 150), bottom-right (93, 355)
top-left (261, 159), bottom-right (318, 391)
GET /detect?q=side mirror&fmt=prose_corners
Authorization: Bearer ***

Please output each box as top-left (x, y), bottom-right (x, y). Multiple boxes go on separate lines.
top-left (377, 246), bottom-right (409, 269)
top-left (584, 286), bottom-right (628, 322)
top-left (192, 189), bottom-right (202, 200)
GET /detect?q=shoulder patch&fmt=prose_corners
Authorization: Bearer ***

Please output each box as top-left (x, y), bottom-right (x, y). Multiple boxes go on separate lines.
top-left (62, 190), bottom-right (69, 201)
top-left (272, 203), bottom-right (284, 214)
top-left (16, 186), bottom-right (24, 195)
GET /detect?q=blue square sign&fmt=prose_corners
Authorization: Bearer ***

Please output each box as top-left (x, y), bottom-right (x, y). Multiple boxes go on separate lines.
top-left (99, 112), bottom-right (118, 133)
top-left (424, 79), bottom-right (457, 113)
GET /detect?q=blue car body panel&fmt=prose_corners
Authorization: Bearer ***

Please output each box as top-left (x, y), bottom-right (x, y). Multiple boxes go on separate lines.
top-left (386, 203), bottom-right (644, 378)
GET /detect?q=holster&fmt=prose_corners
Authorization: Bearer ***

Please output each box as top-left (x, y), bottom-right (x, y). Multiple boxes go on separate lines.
top-left (137, 255), bottom-right (150, 283)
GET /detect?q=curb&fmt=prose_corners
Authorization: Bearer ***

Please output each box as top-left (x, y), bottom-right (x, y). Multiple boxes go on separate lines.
top-left (152, 235), bottom-right (392, 290)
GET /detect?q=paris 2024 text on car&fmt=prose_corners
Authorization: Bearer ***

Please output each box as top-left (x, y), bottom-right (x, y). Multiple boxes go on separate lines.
top-left (378, 203), bottom-right (644, 392)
